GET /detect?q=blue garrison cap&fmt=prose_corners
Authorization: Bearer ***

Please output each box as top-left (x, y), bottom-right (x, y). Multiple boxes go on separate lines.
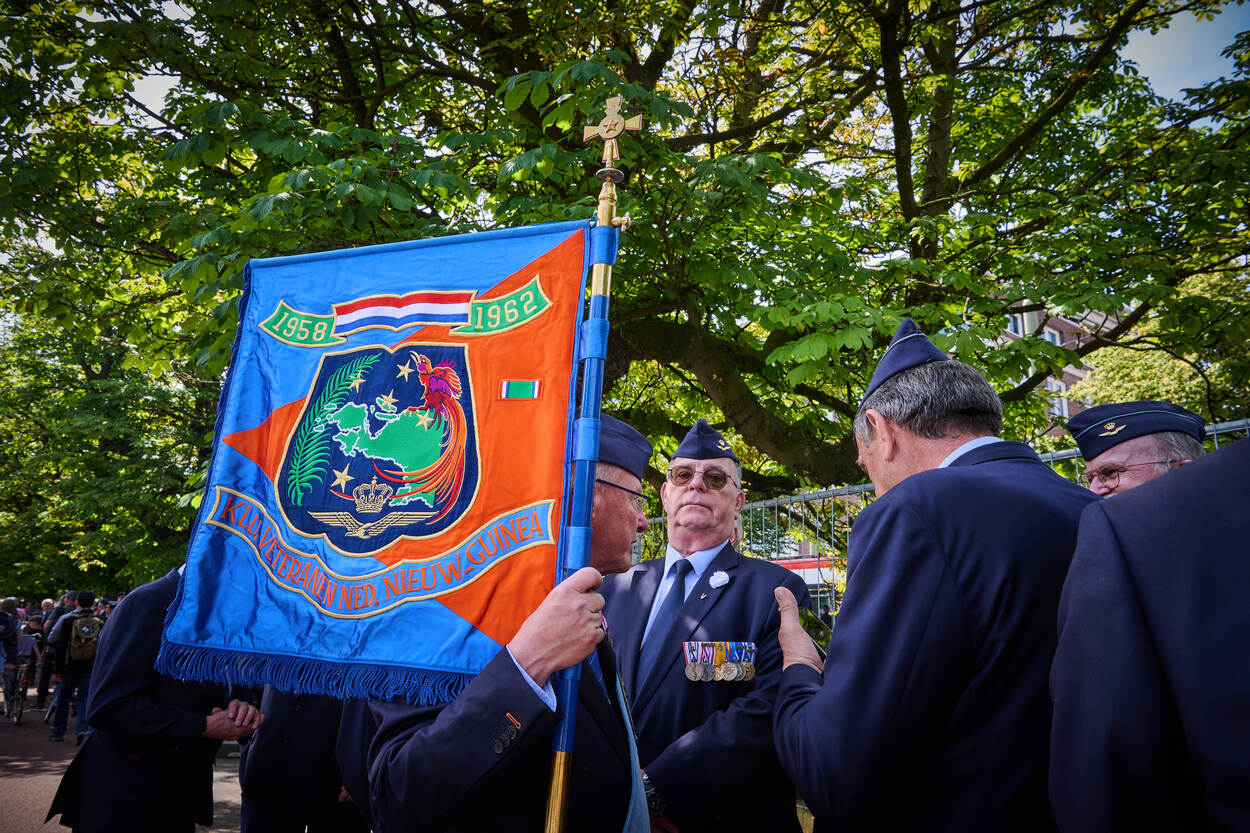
top-left (863, 319), bottom-right (950, 400)
top-left (673, 419), bottom-right (739, 463)
top-left (598, 415), bottom-right (653, 480)
top-left (1066, 400), bottom-right (1205, 460)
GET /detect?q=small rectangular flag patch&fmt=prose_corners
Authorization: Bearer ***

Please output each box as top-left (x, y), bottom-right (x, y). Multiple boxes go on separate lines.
top-left (500, 380), bottom-right (542, 399)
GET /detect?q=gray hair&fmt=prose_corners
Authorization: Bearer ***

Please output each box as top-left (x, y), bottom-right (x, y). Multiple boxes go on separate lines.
top-left (1151, 431), bottom-right (1205, 470)
top-left (855, 360), bottom-right (1002, 443)
top-left (594, 462), bottom-right (633, 488)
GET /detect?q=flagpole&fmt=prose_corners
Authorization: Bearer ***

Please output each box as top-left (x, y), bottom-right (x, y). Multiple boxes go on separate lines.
top-left (544, 95), bottom-right (642, 833)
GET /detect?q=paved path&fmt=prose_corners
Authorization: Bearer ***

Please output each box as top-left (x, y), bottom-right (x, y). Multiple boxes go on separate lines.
top-left (0, 703), bottom-right (242, 832)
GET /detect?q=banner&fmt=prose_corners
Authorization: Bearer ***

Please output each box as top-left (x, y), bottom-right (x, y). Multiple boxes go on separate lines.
top-left (157, 219), bottom-right (597, 705)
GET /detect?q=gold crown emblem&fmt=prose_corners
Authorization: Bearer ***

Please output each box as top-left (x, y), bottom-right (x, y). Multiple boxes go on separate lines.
top-left (1097, 421), bottom-right (1127, 437)
top-left (353, 476), bottom-right (393, 514)
top-left (717, 439), bottom-right (731, 451)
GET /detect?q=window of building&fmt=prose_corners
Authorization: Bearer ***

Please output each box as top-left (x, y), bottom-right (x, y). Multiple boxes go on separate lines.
top-left (1046, 378), bottom-right (1070, 419)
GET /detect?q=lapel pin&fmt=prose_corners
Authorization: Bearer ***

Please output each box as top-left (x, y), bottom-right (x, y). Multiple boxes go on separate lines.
top-left (700, 593), bottom-right (708, 600)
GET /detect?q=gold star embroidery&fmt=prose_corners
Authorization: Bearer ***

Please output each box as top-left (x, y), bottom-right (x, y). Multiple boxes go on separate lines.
top-left (331, 466), bottom-right (353, 490)
top-left (396, 360), bottom-right (414, 381)
top-left (414, 410), bottom-right (434, 429)
top-left (378, 390), bottom-right (398, 410)
top-left (349, 375), bottom-right (366, 393)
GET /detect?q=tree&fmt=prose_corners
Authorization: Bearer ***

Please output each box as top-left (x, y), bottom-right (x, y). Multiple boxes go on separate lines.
top-left (0, 315), bottom-right (210, 598)
top-left (1, 0), bottom-right (1247, 527)
top-left (1069, 270), bottom-right (1250, 421)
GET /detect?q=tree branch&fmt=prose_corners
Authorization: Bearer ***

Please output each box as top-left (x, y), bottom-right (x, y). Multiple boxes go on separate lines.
top-left (614, 319), bottom-right (863, 485)
top-left (961, 0), bottom-right (1151, 191)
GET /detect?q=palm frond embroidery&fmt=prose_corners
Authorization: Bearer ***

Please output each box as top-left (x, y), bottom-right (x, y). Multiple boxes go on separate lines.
top-left (286, 354), bottom-right (380, 506)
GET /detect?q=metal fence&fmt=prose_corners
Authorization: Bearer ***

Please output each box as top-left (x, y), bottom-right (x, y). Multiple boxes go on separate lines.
top-left (638, 419), bottom-right (1250, 617)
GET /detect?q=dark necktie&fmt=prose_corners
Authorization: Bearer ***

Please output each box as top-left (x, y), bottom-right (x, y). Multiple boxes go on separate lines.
top-left (637, 559), bottom-right (693, 689)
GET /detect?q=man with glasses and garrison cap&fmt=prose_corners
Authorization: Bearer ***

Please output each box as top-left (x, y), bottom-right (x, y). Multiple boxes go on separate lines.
top-left (772, 319), bottom-right (1096, 833)
top-left (1050, 437), bottom-right (1250, 832)
top-left (1065, 400), bottom-right (1205, 496)
top-left (601, 419), bottom-right (810, 833)
top-left (364, 415), bottom-right (653, 833)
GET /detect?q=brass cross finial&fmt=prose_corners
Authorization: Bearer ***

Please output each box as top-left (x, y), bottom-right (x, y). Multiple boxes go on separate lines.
top-left (583, 95), bottom-right (643, 174)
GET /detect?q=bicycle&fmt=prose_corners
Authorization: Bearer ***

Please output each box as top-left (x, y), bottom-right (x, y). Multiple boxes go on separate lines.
top-left (43, 676), bottom-right (77, 725)
top-left (44, 673), bottom-right (61, 725)
top-left (10, 658), bottom-right (32, 725)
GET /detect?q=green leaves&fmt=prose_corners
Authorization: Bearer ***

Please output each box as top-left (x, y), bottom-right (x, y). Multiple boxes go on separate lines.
top-left (498, 142), bottom-right (570, 183)
top-left (503, 71), bottom-right (555, 112)
top-left (0, 318), bottom-right (208, 596)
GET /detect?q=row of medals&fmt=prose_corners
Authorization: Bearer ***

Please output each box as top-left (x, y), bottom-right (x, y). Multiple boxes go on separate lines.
top-left (685, 660), bottom-right (757, 682)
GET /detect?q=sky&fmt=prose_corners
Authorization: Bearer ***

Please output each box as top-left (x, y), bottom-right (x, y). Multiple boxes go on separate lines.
top-left (1123, 2), bottom-right (1250, 99)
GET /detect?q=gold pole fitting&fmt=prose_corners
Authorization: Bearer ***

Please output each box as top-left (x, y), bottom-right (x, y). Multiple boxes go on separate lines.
top-left (545, 750), bottom-right (572, 833)
top-left (584, 95), bottom-right (642, 206)
top-left (583, 94), bottom-right (643, 297)
top-left (583, 95), bottom-right (643, 170)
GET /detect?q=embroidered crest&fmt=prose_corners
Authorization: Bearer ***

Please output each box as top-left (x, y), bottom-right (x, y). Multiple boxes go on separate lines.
top-left (277, 343), bottom-right (479, 554)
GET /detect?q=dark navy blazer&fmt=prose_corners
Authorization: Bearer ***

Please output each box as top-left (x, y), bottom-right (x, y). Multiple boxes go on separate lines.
top-left (601, 543), bottom-right (811, 833)
top-left (336, 698), bottom-right (379, 831)
top-left (239, 687), bottom-right (369, 833)
top-left (366, 638), bottom-right (632, 832)
top-left (774, 441), bottom-right (1096, 833)
top-left (1051, 438), bottom-right (1250, 832)
top-left (47, 569), bottom-right (234, 833)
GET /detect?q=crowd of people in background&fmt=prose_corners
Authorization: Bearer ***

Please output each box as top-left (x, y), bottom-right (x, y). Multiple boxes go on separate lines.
top-left (0, 589), bottom-right (123, 735)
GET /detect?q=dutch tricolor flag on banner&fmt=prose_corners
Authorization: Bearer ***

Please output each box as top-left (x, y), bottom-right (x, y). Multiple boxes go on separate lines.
top-left (333, 290), bottom-right (474, 336)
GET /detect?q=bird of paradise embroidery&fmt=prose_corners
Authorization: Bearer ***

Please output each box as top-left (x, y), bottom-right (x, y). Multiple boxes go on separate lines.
top-left (377, 352), bottom-right (468, 522)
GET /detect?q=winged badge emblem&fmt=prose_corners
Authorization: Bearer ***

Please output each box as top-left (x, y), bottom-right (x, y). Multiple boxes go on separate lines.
top-left (308, 511), bottom-right (436, 540)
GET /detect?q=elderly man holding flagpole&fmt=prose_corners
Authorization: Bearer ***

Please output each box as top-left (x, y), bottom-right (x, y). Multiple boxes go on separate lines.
top-left (363, 416), bottom-right (653, 833)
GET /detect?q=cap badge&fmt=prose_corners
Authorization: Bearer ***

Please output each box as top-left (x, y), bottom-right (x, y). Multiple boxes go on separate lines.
top-left (1098, 422), bottom-right (1127, 437)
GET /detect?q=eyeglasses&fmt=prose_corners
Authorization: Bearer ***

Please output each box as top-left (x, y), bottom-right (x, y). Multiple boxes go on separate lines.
top-left (1079, 460), bottom-right (1180, 488)
top-left (595, 478), bottom-right (648, 512)
top-left (666, 465), bottom-right (738, 490)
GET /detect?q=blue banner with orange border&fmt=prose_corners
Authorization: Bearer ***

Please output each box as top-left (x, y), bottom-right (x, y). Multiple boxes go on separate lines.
top-left (157, 220), bottom-right (599, 705)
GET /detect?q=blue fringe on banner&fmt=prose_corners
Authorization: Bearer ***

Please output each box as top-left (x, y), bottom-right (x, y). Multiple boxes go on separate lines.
top-left (155, 640), bottom-right (473, 706)
top-left (155, 577), bottom-right (472, 705)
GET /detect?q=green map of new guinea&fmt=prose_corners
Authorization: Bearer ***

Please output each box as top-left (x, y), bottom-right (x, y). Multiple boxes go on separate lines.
top-left (327, 400), bottom-right (442, 508)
